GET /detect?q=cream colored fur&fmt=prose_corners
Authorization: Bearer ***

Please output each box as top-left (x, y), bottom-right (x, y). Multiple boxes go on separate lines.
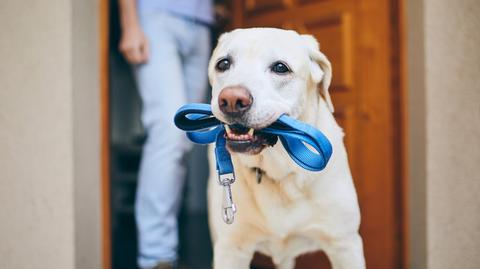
top-left (207, 28), bottom-right (365, 269)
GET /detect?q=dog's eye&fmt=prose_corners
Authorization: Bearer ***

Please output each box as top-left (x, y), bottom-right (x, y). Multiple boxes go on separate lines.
top-left (271, 61), bottom-right (291, 74)
top-left (215, 58), bottom-right (231, 72)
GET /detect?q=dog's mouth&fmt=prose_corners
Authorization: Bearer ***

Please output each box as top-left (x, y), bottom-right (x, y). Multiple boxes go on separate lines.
top-left (224, 124), bottom-right (277, 154)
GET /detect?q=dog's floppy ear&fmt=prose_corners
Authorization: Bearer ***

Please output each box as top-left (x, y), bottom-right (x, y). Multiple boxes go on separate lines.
top-left (301, 35), bottom-right (334, 112)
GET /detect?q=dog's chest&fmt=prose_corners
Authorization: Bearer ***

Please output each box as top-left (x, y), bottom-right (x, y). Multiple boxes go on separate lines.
top-left (246, 171), bottom-right (327, 236)
top-left (245, 175), bottom-right (332, 260)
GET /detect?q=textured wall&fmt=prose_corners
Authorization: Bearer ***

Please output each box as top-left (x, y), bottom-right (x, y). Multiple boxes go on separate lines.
top-left (407, 0), bottom-right (427, 267)
top-left (0, 0), bottom-right (101, 268)
top-left (72, 0), bottom-right (102, 268)
top-left (424, 0), bottom-right (480, 268)
top-left (0, 0), bottom-right (75, 268)
top-left (409, 0), bottom-right (480, 268)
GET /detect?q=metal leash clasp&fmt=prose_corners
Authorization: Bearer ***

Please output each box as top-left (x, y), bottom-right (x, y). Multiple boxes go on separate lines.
top-left (218, 172), bottom-right (236, 224)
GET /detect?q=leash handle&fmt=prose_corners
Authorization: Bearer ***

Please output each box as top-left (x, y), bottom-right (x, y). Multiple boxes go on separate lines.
top-left (174, 103), bottom-right (333, 172)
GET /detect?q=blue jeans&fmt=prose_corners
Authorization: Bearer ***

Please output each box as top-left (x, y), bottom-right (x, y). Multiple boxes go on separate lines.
top-left (134, 11), bottom-right (210, 269)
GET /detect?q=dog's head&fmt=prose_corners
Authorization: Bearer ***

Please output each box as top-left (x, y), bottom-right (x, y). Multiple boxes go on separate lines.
top-left (209, 28), bottom-right (333, 154)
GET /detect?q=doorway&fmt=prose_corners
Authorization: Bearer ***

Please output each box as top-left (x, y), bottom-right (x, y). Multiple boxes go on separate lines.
top-left (100, 0), bottom-right (407, 268)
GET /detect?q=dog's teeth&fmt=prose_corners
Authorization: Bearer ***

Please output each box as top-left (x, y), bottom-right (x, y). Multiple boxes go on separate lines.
top-left (225, 125), bottom-right (232, 134)
top-left (248, 128), bottom-right (254, 137)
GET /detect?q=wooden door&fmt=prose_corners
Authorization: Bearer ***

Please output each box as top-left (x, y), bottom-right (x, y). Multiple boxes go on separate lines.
top-left (100, 0), bottom-right (111, 268)
top-left (231, 0), bottom-right (406, 268)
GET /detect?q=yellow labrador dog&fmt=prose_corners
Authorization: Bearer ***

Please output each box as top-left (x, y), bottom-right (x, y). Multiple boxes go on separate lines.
top-left (207, 28), bottom-right (365, 269)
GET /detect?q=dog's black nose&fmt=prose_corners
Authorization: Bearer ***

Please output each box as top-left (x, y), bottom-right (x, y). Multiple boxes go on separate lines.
top-left (218, 86), bottom-right (253, 116)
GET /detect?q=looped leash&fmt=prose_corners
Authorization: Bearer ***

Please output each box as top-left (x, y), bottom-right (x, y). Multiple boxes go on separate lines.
top-left (174, 103), bottom-right (333, 224)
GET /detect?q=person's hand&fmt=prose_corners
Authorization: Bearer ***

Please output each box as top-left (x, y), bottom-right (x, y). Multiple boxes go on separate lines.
top-left (119, 25), bottom-right (149, 64)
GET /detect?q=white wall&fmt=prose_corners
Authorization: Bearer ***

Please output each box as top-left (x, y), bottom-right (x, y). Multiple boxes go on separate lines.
top-left (408, 0), bottom-right (480, 268)
top-left (72, 0), bottom-right (102, 268)
top-left (407, 1), bottom-right (427, 268)
top-left (0, 0), bottom-right (101, 268)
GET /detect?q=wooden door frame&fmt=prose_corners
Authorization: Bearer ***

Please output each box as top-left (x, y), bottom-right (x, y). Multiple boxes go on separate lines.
top-left (391, 0), bottom-right (408, 267)
top-left (388, 0), bottom-right (408, 267)
top-left (100, 0), bottom-right (111, 268)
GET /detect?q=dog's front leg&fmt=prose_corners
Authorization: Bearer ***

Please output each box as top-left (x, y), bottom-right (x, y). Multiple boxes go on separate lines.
top-left (213, 240), bottom-right (255, 269)
top-left (324, 233), bottom-right (366, 269)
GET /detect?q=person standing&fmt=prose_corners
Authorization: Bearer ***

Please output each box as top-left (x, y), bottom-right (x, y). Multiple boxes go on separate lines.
top-left (118, 1), bottom-right (213, 268)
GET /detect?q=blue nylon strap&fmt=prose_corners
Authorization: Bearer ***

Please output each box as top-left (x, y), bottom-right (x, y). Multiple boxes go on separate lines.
top-left (214, 133), bottom-right (234, 175)
top-left (174, 103), bottom-right (333, 174)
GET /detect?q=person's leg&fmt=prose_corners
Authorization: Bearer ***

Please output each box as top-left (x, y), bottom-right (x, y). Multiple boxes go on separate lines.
top-left (181, 22), bottom-right (211, 103)
top-left (134, 12), bottom-right (189, 269)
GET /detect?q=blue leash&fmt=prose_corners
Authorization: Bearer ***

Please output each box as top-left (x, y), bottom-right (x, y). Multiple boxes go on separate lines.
top-left (174, 103), bottom-right (333, 224)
